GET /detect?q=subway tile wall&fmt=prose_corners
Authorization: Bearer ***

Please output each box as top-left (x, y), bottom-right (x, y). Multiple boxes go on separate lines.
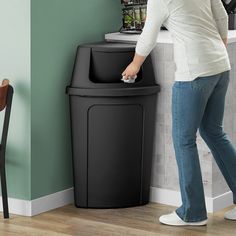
top-left (150, 42), bottom-right (236, 198)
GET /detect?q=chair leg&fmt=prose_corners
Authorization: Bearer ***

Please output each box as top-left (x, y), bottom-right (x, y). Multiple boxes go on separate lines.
top-left (0, 164), bottom-right (9, 219)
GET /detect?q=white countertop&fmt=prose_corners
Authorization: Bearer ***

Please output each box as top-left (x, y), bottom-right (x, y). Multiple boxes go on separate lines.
top-left (105, 30), bottom-right (236, 44)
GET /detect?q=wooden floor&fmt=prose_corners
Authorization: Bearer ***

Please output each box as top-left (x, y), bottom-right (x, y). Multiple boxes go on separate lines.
top-left (0, 203), bottom-right (235, 236)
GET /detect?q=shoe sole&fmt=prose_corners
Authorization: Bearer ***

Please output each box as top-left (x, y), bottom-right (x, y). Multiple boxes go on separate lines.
top-left (158, 218), bottom-right (208, 226)
top-left (224, 217), bottom-right (236, 221)
top-left (159, 222), bottom-right (207, 226)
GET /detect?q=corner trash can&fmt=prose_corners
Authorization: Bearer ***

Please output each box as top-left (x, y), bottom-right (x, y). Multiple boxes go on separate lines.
top-left (65, 41), bottom-right (160, 208)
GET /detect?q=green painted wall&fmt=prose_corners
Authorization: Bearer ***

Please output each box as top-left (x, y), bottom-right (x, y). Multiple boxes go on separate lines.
top-left (0, 0), bottom-right (31, 200)
top-left (31, 0), bottom-right (122, 199)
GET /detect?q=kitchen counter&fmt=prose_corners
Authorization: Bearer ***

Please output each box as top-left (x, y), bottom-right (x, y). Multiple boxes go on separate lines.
top-left (105, 30), bottom-right (236, 212)
top-left (105, 30), bottom-right (236, 44)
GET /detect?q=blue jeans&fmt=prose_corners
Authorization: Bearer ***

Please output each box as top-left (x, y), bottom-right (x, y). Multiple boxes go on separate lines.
top-left (172, 70), bottom-right (236, 222)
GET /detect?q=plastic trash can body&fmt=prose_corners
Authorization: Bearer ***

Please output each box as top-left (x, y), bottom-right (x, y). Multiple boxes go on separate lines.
top-left (66, 42), bottom-right (160, 208)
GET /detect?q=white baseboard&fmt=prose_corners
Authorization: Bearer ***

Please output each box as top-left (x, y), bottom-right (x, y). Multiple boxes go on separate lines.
top-left (0, 188), bottom-right (74, 216)
top-left (0, 187), bottom-right (233, 216)
top-left (211, 190), bottom-right (234, 212)
top-left (149, 187), bottom-right (234, 213)
top-left (0, 197), bottom-right (32, 216)
top-left (31, 188), bottom-right (74, 216)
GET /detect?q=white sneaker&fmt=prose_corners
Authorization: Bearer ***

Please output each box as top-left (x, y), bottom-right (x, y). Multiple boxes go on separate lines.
top-left (224, 206), bottom-right (236, 220)
top-left (159, 211), bottom-right (208, 226)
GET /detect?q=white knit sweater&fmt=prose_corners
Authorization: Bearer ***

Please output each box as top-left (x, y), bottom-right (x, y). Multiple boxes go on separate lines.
top-left (135, 0), bottom-right (231, 81)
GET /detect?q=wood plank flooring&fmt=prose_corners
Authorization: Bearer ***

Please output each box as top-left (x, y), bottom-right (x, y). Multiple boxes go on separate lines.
top-left (0, 203), bottom-right (235, 236)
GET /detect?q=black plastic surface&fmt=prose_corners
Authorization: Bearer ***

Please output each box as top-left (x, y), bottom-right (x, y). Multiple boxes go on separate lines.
top-left (229, 12), bottom-right (236, 30)
top-left (90, 50), bottom-right (143, 83)
top-left (88, 104), bottom-right (143, 207)
top-left (66, 86), bottom-right (160, 97)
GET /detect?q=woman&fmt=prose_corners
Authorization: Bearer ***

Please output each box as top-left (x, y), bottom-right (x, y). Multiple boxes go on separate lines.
top-left (122, 0), bottom-right (236, 226)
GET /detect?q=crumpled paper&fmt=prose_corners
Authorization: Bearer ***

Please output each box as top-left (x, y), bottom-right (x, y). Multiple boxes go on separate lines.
top-left (121, 75), bottom-right (137, 83)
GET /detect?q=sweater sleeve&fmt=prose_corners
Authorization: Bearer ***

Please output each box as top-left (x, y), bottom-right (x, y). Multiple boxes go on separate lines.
top-left (211, 0), bottom-right (228, 39)
top-left (135, 0), bottom-right (169, 57)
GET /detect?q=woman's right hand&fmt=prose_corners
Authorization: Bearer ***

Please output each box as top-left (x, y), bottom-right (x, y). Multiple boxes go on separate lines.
top-left (121, 61), bottom-right (141, 81)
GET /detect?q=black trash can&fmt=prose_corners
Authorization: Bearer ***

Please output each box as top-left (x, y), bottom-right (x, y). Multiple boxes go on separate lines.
top-left (65, 41), bottom-right (160, 208)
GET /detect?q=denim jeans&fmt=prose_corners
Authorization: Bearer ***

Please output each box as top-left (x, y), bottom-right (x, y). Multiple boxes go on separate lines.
top-left (172, 70), bottom-right (236, 222)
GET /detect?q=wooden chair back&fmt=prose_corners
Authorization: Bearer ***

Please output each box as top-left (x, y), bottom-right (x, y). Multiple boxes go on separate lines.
top-left (0, 79), bottom-right (9, 111)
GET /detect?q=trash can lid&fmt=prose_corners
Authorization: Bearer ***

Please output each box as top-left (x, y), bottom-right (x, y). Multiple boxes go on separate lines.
top-left (67, 41), bottom-right (159, 90)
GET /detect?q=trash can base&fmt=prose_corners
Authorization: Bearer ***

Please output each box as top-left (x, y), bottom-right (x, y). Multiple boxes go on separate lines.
top-left (74, 200), bottom-right (150, 209)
